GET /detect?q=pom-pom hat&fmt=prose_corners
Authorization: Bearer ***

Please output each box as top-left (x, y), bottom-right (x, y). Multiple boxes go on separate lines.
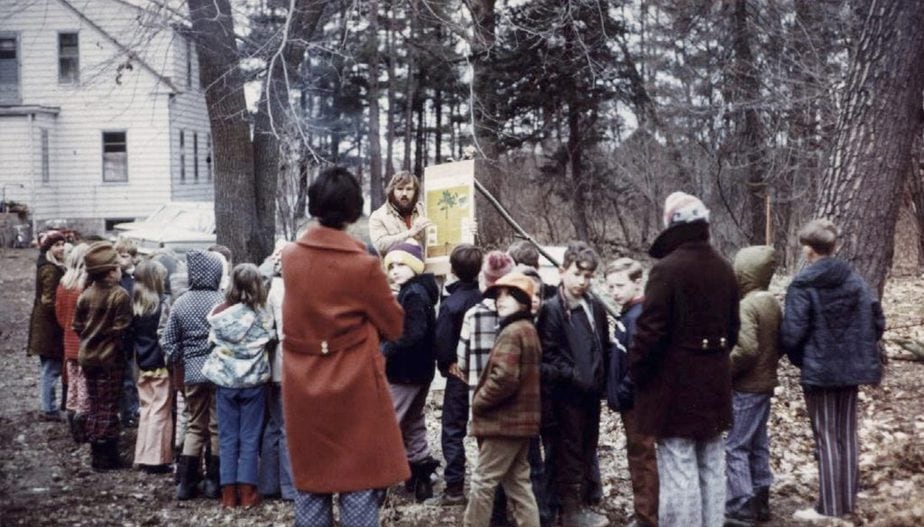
top-left (40, 230), bottom-right (65, 252)
top-left (482, 250), bottom-right (515, 287)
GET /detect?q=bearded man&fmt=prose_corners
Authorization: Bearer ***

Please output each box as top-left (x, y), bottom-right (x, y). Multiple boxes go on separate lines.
top-left (369, 171), bottom-right (433, 256)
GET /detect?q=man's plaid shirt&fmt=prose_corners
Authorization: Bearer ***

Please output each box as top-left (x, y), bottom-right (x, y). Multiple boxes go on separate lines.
top-left (456, 299), bottom-right (499, 391)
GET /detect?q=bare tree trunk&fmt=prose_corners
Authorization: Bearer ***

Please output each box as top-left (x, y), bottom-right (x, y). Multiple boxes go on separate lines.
top-left (188, 0), bottom-right (259, 262)
top-left (908, 135), bottom-right (924, 268)
top-left (367, 0), bottom-right (385, 209)
top-left (567, 105), bottom-right (590, 240)
top-left (467, 0), bottom-right (509, 247)
top-left (815, 0), bottom-right (924, 296)
top-left (385, 0), bottom-right (397, 181)
top-left (727, 0), bottom-right (766, 244)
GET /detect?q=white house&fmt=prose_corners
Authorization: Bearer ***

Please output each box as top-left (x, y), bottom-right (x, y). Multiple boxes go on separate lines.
top-left (0, 0), bottom-right (213, 236)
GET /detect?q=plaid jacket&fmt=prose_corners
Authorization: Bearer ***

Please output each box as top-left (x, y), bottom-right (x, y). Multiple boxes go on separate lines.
top-left (456, 299), bottom-right (498, 391)
top-left (471, 314), bottom-right (542, 438)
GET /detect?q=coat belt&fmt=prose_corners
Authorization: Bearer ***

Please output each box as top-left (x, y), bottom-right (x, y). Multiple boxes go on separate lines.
top-left (284, 327), bottom-right (369, 356)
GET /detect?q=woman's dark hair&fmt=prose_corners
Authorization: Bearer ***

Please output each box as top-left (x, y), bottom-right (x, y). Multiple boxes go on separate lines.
top-left (308, 167), bottom-right (364, 229)
top-left (226, 263), bottom-right (267, 310)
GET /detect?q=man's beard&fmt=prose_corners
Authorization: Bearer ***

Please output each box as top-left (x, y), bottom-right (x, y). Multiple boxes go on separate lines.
top-left (389, 192), bottom-right (417, 215)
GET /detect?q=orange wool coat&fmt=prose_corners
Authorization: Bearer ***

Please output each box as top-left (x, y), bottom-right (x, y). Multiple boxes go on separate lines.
top-left (281, 225), bottom-right (410, 493)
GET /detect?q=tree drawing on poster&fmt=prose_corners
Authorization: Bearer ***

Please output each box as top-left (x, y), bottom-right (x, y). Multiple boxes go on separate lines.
top-left (425, 184), bottom-right (472, 258)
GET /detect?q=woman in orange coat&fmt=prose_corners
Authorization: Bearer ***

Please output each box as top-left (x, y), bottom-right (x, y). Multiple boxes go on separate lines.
top-left (281, 167), bottom-right (409, 526)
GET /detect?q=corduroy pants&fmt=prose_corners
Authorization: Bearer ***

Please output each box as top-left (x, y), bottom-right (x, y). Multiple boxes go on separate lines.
top-left (622, 406), bottom-right (659, 526)
top-left (725, 391), bottom-right (773, 515)
top-left (389, 382), bottom-right (431, 463)
top-left (803, 385), bottom-right (859, 516)
top-left (182, 382), bottom-right (219, 457)
top-left (464, 437), bottom-right (540, 527)
top-left (134, 374), bottom-right (174, 466)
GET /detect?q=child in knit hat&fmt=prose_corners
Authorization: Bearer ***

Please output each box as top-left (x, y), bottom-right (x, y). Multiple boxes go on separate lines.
top-left (381, 239), bottom-right (442, 502)
top-left (72, 241), bottom-right (133, 471)
top-left (463, 272), bottom-right (543, 527)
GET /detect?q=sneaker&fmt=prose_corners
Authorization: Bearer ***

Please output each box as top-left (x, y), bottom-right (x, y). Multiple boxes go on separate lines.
top-left (792, 507), bottom-right (828, 522)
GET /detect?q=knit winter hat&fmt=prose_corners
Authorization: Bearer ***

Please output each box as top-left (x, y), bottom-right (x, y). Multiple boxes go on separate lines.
top-left (484, 272), bottom-right (536, 307)
top-left (40, 230), bottom-right (65, 252)
top-left (384, 239), bottom-right (425, 275)
top-left (84, 241), bottom-right (120, 275)
top-left (663, 191), bottom-right (710, 228)
top-left (481, 250), bottom-right (515, 287)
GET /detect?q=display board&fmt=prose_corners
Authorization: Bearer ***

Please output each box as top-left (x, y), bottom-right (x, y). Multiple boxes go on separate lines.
top-left (423, 160), bottom-right (477, 274)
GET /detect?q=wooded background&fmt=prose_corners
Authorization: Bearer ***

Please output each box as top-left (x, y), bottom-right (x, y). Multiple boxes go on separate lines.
top-left (140, 0), bottom-right (924, 296)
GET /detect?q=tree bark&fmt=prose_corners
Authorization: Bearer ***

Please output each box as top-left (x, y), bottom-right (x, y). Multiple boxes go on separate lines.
top-left (367, 0), bottom-right (385, 209)
top-left (188, 0), bottom-right (258, 262)
top-left (467, 0), bottom-right (509, 247)
top-left (728, 0), bottom-right (766, 244)
top-left (385, 0), bottom-right (397, 181)
top-left (815, 0), bottom-right (924, 297)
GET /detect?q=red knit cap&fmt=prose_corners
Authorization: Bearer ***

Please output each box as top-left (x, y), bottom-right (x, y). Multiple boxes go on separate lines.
top-left (481, 250), bottom-right (514, 287)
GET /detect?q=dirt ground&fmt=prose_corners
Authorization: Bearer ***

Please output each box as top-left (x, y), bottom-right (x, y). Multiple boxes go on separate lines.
top-left (2, 246), bottom-right (922, 526)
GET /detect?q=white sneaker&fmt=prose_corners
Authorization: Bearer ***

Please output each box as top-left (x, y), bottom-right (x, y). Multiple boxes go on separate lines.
top-left (792, 507), bottom-right (828, 522)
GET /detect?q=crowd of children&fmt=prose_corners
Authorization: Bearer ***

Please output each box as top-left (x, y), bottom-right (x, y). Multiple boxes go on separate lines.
top-left (26, 170), bottom-right (885, 527)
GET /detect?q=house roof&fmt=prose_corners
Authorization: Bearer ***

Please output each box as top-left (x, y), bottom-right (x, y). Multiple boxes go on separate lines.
top-left (54, 0), bottom-right (180, 94)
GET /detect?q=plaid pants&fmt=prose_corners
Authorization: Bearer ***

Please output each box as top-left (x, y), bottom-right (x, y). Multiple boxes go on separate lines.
top-left (84, 366), bottom-right (123, 442)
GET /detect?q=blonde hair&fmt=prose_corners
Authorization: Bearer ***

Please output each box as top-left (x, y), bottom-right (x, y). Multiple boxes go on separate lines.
top-left (798, 219), bottom-right (838, 256)
top-left (132, 260), bottom-right (167, 317)
top-left (60, 243), bottom-right (90, 290)
top-left (114, 238), bottom-right (138, 257)
top-left (605, 257), bottom-right (644, 281)
top-left (226, 263), bottom-right (267, 310)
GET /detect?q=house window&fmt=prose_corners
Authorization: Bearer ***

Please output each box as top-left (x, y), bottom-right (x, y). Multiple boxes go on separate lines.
top-left (193, 132), bottom-right (199, 181)
top-left (102, 131), bottom-right (127, 182)
top-left (0, 34), bottom-right (19, 104)
top-left (206, 133), bottom-right (213, 180)
top-left (58, 33), bottom-right (79, 84)
top-left (185, 39), bottom-right (192, 88)
top-left (41, 129), bottom-right (50, 182)
top-left (179, 130), bottom-right (186, 182)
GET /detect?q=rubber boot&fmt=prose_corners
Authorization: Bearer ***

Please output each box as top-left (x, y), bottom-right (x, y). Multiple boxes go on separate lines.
top-left (202, 455), bottom-right (221, 499)
top-left (754, 487), bottom-right (771, 522)
top-left (176, 455), bottom-right (200, 501)
top-left (221, 484), bottom-right (239, 508)
top-left (104, 438), bottom-right (126, 470)
top-left (239, 484), bottom-right (262, 509)
top-left (71, 412), bottom-right (88, 444)
top-left (90, 442), bottom-right (107, 471)
top-left (561, 487), bottom-right (610, 527)
top-left (413, 456), bottom-right (440, 503)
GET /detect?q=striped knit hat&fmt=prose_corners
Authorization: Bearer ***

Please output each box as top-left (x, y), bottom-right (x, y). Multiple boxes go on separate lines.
top-left (384, 240), bottom-right (425, 275)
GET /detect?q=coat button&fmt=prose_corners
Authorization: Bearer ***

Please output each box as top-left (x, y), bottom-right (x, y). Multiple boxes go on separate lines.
top-left (702, 338), bottom-right (709, 349)
top-left (321, 341), bottom-right (329, 354)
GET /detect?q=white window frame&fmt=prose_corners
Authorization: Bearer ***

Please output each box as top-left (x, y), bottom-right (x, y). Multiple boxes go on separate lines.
top-left (58, 32), bottom-right (79, 85)
top-left (102, 131), bottom-right (128, 183)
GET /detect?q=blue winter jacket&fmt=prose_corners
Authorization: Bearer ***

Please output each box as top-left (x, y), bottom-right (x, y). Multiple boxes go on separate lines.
top-left (434, 280), bottom-right (483, 375)
top-left (382, 273), bottom-right (439, 385)
top-left (781, 257), bottom-right (884, 387)
top-left (161, 250), bottom-right (225, 385)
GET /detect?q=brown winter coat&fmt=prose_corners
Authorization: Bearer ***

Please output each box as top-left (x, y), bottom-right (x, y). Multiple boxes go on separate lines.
top-left (368, 201), bottom-right (427, 256)
top-left (72, 277), bottom-right (132, 369)
top-left (471, 314), bottom-right (542, 439)
top-left (27, 253), bottom-right (64, 358)
top-left (281, 225), bottom-right (410, 493)
top-left (730, 246), bottom-right (782, 394)
top-left (629, 221), bottom-right (740, 440)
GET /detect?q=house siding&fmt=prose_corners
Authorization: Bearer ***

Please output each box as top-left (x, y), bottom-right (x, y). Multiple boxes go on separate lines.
top-left (0, 0), bottom-right (212, 235)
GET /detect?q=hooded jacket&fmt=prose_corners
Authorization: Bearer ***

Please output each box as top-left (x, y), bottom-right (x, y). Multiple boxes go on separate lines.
top-left (28, 252), bottom-right (65, 358)
top-left (730, 246), bottom-right (782, 393)
top-left (201, 303), bottom-right (273, 388)
top-left (161, 250), bottom-right (225, 385)
top-left (629, 220), bottom-right (740, 440)
top-left (781, 257), bottom-right (884, 387)
top-left (383, 273), bottom-right (439, 385)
